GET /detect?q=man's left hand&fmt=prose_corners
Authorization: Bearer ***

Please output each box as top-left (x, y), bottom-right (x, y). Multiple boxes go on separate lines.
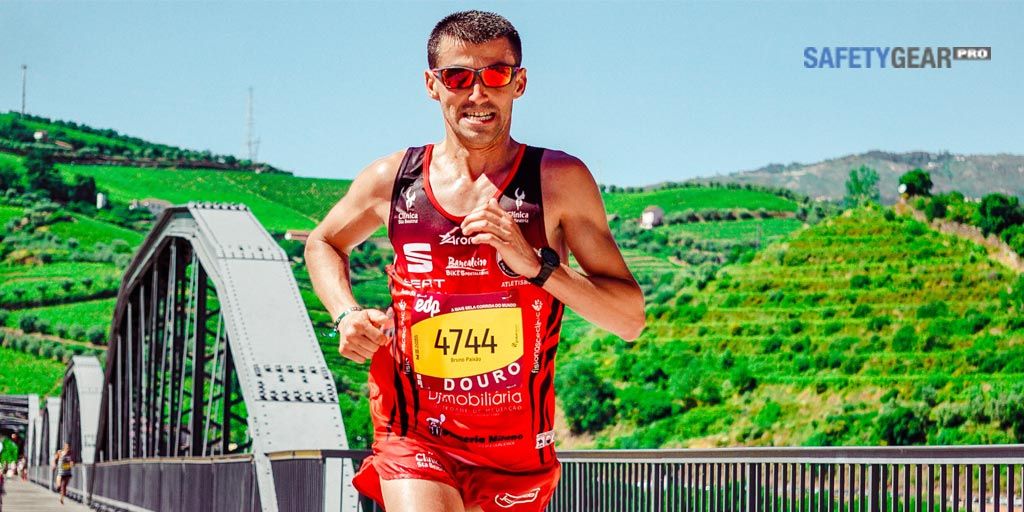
top-left (460, 198), bottom-right (541, 278)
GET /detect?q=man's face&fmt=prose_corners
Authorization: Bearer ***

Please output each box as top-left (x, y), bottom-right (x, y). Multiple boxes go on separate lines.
top-left (425, 36), bottom-right (526, 149)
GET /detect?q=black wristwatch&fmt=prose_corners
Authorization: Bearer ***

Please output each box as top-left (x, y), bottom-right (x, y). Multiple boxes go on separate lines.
top-left (527, 247), bottom-right (560, 287)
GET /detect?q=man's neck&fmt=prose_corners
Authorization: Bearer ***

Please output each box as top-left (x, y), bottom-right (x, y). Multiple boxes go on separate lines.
top-left (433, 134), bottom-right (520, 180)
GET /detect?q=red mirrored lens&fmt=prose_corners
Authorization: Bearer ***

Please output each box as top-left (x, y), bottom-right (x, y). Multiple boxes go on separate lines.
top-left (439, 68), bottom-right (474, 89)
top-left (480, 66), bottom-right (514, 87)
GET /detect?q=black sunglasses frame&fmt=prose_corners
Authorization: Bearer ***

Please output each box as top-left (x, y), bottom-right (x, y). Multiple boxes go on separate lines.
top-left (430, 64), bottom-right (522, 90)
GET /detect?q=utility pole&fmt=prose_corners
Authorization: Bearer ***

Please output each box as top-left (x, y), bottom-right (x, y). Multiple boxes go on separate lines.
top-left (245, 86), bottom-right (260, 163)
top-left (21, 64), bottom-right (27, 116)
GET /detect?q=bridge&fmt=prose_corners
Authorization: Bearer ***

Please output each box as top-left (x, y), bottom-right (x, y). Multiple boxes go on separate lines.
top-left (4, 202), bottom-right (1024, 511)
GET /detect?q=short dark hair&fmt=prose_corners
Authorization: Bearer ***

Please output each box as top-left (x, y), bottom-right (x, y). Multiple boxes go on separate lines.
top-left (427, 10), bottom-right (522, 68)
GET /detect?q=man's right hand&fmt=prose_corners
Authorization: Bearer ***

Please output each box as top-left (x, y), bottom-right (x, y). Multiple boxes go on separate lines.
top-left (337, 308), bottom-right (391, 363)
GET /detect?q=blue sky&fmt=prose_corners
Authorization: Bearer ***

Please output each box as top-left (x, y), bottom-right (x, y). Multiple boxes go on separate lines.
top-left (1, 1), bottom-right (1020, 186)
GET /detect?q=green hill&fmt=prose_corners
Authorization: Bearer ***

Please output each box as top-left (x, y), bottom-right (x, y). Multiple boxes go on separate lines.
top-left (558, 206), bottom-right (1024, 448)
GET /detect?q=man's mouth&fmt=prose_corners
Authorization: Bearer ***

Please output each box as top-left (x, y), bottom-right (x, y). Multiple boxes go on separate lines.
top-left (462, 111), bottom-right (496, 124)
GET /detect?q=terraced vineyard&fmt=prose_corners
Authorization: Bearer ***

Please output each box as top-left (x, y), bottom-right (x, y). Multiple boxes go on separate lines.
top-left (567, 207), bottom-right (1024, 449)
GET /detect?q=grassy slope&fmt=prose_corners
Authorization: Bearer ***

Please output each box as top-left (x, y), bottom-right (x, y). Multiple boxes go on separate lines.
top-left (0, 346), bottom-right (65, 395)
top-left (0, 204), bottom-right (23, 225)
top-left (578, 207), bottom-right (1023, 448)
top-left (46, 213), bottom-right (145, 247)
top-left (602, 188), bottom-right (798, 219)
top-left (57, 164), bottom-right (318, 232)
top-left (4, 297), bottom-right (116, 333)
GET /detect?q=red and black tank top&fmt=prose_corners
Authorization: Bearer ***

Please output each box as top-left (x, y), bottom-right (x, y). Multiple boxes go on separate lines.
top-left (365, 143), bottom-right (564, 470)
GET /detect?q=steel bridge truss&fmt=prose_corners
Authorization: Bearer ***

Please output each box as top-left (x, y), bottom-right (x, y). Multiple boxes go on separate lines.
top-left (89, 202), bottom-right (353, 511)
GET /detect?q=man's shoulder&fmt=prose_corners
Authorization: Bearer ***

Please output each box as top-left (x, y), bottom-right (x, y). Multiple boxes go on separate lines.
top-left (536, 147), bottom-right (595, 188)
top-left (364, 148), bottom-right (410, 178)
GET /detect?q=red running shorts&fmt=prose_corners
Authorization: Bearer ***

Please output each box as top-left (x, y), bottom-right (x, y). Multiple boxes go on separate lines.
top-left (352, 435), bottom-right (561, 511)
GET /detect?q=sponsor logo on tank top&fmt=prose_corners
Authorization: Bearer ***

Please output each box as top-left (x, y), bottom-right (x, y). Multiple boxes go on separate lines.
top-left (496, 252), bottom-right (521, 279)
top-left (439, 229), bottom-right (474, 246)
top-left (494, 488), bottom-right (541, 508)
top-left (409, 278), bottom-right (445, 289)
top-left (436, 361), bottom-right (522, 392)
top-left (397, 187), bottom-right (419, 225)
top-left (508, 187), bottom-right (530, 224)
top-left (446, 255), bottom-right (488, 277)
top-left (427, 389), bottom-right (523, 408)
top-left (535, 429), bottom-right (555, 449)
top-left (414, 296), bottom-right (441, 317)
top-left (532, 299), bottom-right (544, 373)
top-left (403, 243), bottom-right (432, 272)
top-left (426, 413), bottom-right (446, 437)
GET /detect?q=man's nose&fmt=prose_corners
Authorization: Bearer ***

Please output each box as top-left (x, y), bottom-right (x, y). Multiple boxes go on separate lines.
top-left (468, 81), bottom-right (488, 102)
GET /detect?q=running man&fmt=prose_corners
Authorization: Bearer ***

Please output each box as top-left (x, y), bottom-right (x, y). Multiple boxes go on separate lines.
top-left (54, 443), bottom-right (73, 504)
top-left (306, 10), bottom-right (644, 512)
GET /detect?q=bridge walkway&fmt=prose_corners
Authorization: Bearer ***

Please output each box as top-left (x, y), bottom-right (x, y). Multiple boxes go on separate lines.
top-left (1, 477), bottom-right (91, 512)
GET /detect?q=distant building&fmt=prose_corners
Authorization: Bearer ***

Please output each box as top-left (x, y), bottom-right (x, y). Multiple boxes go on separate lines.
top-left (285, 230), bottom-right (311, 243)
top-left (640, 205), bottom-right (664, 229)
top-left (129, 198), bottom-right (172, 217)
top-left (33, 130), bottom-right (47, 141)
top-left (96, 192), bottom-right (107, 210)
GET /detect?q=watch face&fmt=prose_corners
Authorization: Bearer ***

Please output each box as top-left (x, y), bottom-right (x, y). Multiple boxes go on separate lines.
top-left (540, 247), bottom-right (560, 266)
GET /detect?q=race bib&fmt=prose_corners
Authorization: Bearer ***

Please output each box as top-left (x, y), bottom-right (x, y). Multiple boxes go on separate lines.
top-left (410, 291), bottom-right (523, 392)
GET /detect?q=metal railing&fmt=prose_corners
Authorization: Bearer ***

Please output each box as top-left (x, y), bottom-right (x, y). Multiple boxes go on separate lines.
top-left (269, 445), bottom-right (1024, 512)
top-left (30, 454), bottom-right (259, 512)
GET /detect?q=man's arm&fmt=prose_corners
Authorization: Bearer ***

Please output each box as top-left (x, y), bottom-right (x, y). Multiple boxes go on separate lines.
top-left (460, 151), bottom-right (645, 340)
top-left (540, 151), bottom-right (645, 340)
top-left (305, 151), bottom-right (402, 362)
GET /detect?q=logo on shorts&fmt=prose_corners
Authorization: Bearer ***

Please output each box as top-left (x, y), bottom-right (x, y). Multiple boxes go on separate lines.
top-left (404, 243), bottom-right (432, 272)
top-left (427, 414), bottom-right (446, 437)
top-left (414, 452), bottom-right (444, 472)
top-left (494, 488), bottom-right (541, 508)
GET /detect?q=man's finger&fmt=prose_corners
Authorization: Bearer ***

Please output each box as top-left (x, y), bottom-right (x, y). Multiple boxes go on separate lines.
top-left (366, 309), bottom-right (388, 326)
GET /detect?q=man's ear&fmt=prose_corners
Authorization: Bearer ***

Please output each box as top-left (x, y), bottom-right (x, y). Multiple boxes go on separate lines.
top-left (513, 68), bottom-right (527, 99)
top-left (425, 70), bottom-right (441, 101)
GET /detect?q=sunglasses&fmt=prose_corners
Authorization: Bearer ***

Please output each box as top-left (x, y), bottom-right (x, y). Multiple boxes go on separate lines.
top-left (431, 64), bottom-right (520, 90)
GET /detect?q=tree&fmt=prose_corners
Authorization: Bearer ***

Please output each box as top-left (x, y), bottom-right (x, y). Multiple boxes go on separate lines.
top-left (556, 358), bottom-right (617, 434)
top-left (68, 174), bottom-right (97, 204)
top-left (976, 193), bottom-right (1023, 236)
top-left (899, 169), bottom-right (933, 197)
top-left (23, 149), bottom-right (69, 201)
top-left (845, 166), bottom-right (880, 207)
top-left (0, 159), bottom-right (20, 191)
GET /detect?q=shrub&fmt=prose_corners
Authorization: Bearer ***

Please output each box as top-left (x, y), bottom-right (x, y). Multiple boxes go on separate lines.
top-left (729, 364), bottom-right (757, 394)
top-left (618, 385), bottom-right (674, 424)
top-left (557, 359), bottom-right (617, 434)
top-left (86, 326), bottom-right (107, 344)
top-left (868, 315), bottom-right (892, 332)
top-left (892, 326), bottom-right (917, 351)
top-left (850, 275), bottom-right (872, 289)
top-left (761, 334), bottom-right (784, 353)
top-left (851, 304), bottom-right (872, 318)
top-left (840, 355), bottom-right (865, 375)
top-left (19, 314), bottom-right (40, 333)
top-left (875, 405), bottom-right (929, 445)
top-left (822, 322), bottom-right (843, 336)
top-left (916, 301), bottom-right (949, 319)
top-left (755, 401), bottom-right (781, 429)
top-left (976, 193), bottom-right (1023, 236)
